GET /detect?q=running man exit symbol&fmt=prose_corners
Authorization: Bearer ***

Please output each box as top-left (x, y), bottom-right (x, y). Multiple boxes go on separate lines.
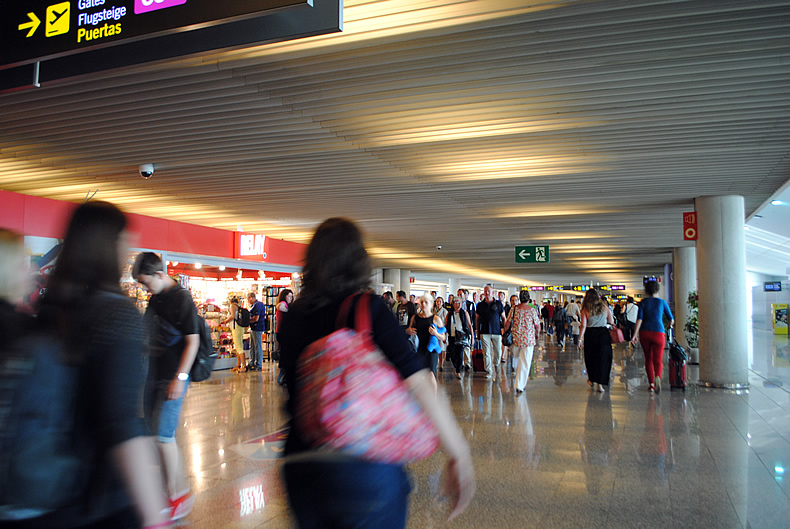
top-left (46, 2), bottom-right (70, 37)
top-left (515, 245), bottom-right (550, 263)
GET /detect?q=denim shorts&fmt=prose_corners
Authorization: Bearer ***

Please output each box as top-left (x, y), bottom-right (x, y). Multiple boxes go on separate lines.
top-left (146, 380), bottom-right (189, 443)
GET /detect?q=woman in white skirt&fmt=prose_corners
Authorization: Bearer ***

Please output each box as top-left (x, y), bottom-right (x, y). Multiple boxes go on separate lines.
top-left (504, 290), bottom-right (542, 393)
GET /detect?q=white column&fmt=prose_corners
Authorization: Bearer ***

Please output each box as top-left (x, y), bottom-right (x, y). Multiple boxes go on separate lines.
top-left (673, 247), bottom-right (697, 361)
top-left (439, 285), bottom-right (448, 300)
top-left (383, 269), bottom-right (401, 293)
top-left (696, 195), bottom-right (749, 388)
top-left (400, 270), bottom-right (411, 296)
top-left (449, 278), bottom-right (461, 294)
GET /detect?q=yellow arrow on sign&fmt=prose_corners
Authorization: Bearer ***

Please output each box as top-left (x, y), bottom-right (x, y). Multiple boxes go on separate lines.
top-left (18, 12), bottom-right (41, 38)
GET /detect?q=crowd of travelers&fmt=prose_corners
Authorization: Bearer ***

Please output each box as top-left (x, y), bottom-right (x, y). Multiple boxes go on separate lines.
top-left (1, 204), bottom-right (673, 529)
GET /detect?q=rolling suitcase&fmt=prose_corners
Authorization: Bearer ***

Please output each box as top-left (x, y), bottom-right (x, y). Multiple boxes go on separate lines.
top-left (668, 336), bottom-right (688, 391)
top-left (472, 340), bottom-right (486, 372)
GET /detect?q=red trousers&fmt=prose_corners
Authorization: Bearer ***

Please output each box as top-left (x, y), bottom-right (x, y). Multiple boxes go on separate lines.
top-left (639, 330), bottom-right (665, 386)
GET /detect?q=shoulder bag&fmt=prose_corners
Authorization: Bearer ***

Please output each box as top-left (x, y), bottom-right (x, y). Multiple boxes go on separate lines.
top-left (295, 293), bottom-right (439, 464)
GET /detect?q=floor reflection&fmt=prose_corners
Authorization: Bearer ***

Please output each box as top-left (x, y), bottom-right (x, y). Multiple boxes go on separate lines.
top-left (175, 328), bottom-right (790, 528)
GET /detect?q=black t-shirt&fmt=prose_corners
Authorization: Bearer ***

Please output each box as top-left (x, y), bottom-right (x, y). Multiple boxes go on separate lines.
top-left (464, 300), bottom-right (476, 328)
top-left (476, 299), bottom-right (504, 335)
top-left (395, 300), bottom-right (416, 328)
top-left (146, 283), bottom-right (199, 381)
top-left (280, 293), bottom-right (426, 456)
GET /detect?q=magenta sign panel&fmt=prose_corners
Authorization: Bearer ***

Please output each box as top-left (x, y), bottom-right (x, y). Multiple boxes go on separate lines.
top-left (135, 0), bottom-right (188, 15)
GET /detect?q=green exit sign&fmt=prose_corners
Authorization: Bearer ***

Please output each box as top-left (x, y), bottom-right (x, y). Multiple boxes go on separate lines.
top-left (515, 245), bottom-right (550, 263)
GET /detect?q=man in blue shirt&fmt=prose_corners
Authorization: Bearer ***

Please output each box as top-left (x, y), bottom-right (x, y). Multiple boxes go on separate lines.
top-left (247, 292), bottom-right (266, 370)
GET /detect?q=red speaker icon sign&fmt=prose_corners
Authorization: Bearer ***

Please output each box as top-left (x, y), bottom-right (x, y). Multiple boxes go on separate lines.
top-left (683, 212), bottom-right (698, 240)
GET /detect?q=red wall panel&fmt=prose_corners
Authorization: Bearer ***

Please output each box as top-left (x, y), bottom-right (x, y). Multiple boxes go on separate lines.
top-left (0, 191), bottom-right (303, 266)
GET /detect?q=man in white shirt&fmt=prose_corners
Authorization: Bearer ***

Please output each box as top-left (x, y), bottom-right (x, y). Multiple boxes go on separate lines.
top-left (624, 296), bottom-right (639, 343)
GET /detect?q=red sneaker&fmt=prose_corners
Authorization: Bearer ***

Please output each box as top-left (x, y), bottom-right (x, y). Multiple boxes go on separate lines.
top-left (170, 491), bottom-right (194, 521)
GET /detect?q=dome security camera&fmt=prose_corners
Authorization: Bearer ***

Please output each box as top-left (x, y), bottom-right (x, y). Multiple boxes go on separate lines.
top-left (436, 245), bottom-right (442, 250)
top-left (139, 164), bottom-right (154, 179)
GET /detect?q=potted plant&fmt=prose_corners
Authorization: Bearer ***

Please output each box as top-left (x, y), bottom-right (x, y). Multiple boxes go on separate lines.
top-left (684, 290), bottom-right (699, 363)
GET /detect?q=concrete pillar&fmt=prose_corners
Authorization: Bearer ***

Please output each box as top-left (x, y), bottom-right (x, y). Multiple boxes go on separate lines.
top-left (371, 268), bottom-right (384, 286)
top-left (673, 247), bottom-right (697, 361)
top-left (383, 269), bottom-right (401, 293)
top-left (696, 195), bottom-right (749, 388)
top-left (449, 278), bottom-right (462, 300)
top-left (439, 285), bottom-right (448, 300)
top-left (400, 270), bottom-right (411, 296)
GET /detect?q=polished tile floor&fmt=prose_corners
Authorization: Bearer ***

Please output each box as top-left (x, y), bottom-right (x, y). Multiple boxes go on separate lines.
top-left (175, 327), bottom-right (790, 528)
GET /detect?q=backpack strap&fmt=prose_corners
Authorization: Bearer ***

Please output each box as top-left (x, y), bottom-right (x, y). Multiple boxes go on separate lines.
top-left (335, 292), bottom-right (373, 336)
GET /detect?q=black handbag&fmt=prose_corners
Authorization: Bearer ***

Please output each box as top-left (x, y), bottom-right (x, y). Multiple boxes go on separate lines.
top-left (502, 329), bottom-right (513, 347)
top-left (454, 330), bottom-right (471, 348)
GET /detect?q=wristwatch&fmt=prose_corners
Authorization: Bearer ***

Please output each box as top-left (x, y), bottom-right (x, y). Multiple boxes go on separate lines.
top-left (177, 372), bottom-right (189, 381)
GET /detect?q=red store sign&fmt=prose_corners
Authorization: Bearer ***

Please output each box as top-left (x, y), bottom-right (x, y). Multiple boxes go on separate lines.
top-left (683, 212), bottom-right (698, 241)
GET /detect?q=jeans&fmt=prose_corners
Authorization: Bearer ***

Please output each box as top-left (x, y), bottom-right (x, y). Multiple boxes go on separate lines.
top-left (448, 342), bottom-right (464, 373)
top-left (249, 330), bottom-right (264, 366)
top-left (284, 458), bottom-right (411, 529)
top-left (554, 323), bottom-right (565, 344)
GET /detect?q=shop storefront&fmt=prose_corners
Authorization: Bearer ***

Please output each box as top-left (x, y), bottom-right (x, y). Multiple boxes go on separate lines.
top-left (1, 190), bottom-right (306, 371)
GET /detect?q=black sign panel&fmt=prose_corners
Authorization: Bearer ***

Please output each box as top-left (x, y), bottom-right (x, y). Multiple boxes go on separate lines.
top-left (1, 0), bottom-right (309, 69)
top-left (764, 282), bottom-right (782, 292)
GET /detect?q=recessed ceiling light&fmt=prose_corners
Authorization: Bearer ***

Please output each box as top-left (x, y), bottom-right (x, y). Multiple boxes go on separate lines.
top-left (219, 265), bottom-right (226, 271)
top-left (753, 215), bottom-right (762, 219)
top-left (771, 200), bottom-right (783, 206)
top-left (194, 262), bottom-right (202, 269)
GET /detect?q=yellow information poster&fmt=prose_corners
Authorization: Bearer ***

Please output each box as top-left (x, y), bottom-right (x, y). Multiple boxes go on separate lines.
top-left (772, 304), bottom-right (788, 335)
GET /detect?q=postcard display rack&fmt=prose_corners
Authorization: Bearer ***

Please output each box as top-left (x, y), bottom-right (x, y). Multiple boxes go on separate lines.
top-left (263, 286), bottom-right (283, 362)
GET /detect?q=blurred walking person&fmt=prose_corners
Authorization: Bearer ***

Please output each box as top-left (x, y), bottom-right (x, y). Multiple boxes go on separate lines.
top-left (20, 204), bottom-right (170, 528)
top-left (279, 218), bottom-right (474, 528)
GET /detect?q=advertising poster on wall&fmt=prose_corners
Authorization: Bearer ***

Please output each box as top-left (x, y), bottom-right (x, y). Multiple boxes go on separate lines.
top-left (772, 303), bottom-right (788, 335)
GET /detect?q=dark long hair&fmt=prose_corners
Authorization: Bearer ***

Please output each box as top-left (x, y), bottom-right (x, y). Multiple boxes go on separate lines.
top-left (43, 201), bottom-right (128, 361)
top-left (278, 288), bottom-right (293, 304)
top-left (300, 218), bottom-right (370, 307)
top-left (47, 201), bottom-right (127, 305)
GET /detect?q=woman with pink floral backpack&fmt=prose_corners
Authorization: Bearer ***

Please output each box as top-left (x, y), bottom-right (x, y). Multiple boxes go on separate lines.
top-left (279, 218), bottom-right (475, 529)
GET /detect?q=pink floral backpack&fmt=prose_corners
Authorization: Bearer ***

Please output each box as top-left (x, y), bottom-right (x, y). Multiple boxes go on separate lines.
top-left (295, 292), bottom-right (439, 463)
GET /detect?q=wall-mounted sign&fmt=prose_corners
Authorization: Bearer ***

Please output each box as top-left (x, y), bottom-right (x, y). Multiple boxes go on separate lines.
top-left (610, 285), bottom-right (626, 290)
top-left (764, 282), bottom-right (782, 292)
top-left (2, 0), bottom-right (309, 69)
top-left (234, 232), bottom-right (267, 261)
top-left (515, 245), bottom-right (550, 263)
top-left (683, 211), bottom-right (698, 240)
top-left (572, 285), bottom-right (590, 292)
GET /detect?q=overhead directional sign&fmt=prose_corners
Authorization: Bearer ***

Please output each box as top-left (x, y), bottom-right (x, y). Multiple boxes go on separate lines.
top-left (515, 245), bottom-right (550, 263)
top-left (2, 0), bottom-right (310, 69)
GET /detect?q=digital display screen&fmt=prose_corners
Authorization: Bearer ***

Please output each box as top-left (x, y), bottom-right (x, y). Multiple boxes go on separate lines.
top-left (764, 282), bottom-right (782, 292)
top-left (1, 0), bottom-right (309, 68)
